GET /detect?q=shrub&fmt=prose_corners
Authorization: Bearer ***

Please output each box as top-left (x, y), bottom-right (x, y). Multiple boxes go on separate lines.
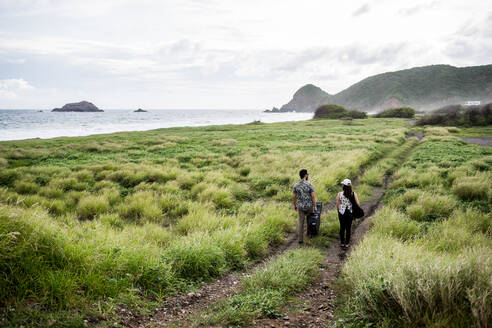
top-left (0, 169), bottom-right (18, 187)
top-left (117, 191), bottom-right (162, 223)
top-left (239, 167), bottom-right (251, 177)
top-left (314, 104), bottom-right (367, 119)
top-left (314, 104), bottom-right (346, 119)
top-left (18, 195), bottom-right (44, 208)
top-left (38, 186), bottom-right (65, 199)
top-left (107, 165), bottom-right (177, 188)
top-left (374, 107), bottom-right (415, 118)
top-left (45, 199), bottom-right (66, 216)
top-left (347, 110), bottom-right (367, 119)
top-left (52, 177), bottom-right (86, 192)
top-left (212, 227), bottom-right (248, 270)
top-left (77, 195), bottom-right (110, 220)
top-left (406, 194), bottom-right (456, 221)
top-left (198, 186), bottom-right (234, 209)
top-left (99, 213), bottom-right (124, 229)
top-left (388, 189), bottom-right (421, 209)
top-left (422, 218), bottom-right (489, 253)
top-left (452, 177), bottom-right (490, 201)
top-left (159, 194), bottom-right (189, 222)
top-left (0, 157), bottom-right (7, 167)
top-left (360, 165), bottom-right (385, 186)
top-left (370, 207), bottom-right (421, 240)
top-left (392, 167), bottom-right (442, 189)
top-left (230, 184), bottom-right (253, 201)
top-left (417, 102), bottom-right (492, 126)
top-left (452, 209), bottom-right (491, 236)
top-left (163, 232), bottom-right (227, 281)
top-left (176, 172), bottom-right (202, 190)
top-left (175, 205), bottom-right (230, 235)
top-left (99, 188), bottom-right (121, 206)
top-left (74, 169), bottom-right (94, 183)
top-left (14, 181), bottom-right (39, 195)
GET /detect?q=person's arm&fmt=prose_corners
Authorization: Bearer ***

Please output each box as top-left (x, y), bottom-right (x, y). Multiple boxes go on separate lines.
top-left (292, 193), bottom-right (298, 211)
top-left (311, 192), bottom-right (317, 211)
top-left (354, 192), bottom-right (360, 206)
top-left (336, 192), bottom-right (340, 211)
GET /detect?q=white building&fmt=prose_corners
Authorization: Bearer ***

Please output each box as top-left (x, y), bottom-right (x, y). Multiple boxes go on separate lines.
top-left (464, 100), bottom-right (481, 106)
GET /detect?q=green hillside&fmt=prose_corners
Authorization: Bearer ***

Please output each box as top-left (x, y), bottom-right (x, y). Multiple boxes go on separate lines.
top-left (279, 64), bottom-right (492, 112)
top-left (331, 64), bottom-right (492, 111)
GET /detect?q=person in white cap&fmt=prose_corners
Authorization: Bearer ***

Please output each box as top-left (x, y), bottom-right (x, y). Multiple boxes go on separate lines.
top-left (336, 178), bottom-right (359, 248)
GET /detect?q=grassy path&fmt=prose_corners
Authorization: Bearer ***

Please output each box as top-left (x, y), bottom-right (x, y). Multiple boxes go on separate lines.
top-left (113, 141), bottom-right (406, 327)
top-left (253, 173), bottom-right (391, 327)
top-left (116, 137), bottom-right (418, 328)
top-left (249, 137), bottom-right (421, 328)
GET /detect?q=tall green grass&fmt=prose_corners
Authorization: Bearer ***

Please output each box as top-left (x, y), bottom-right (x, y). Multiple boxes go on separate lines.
top-left (0, 118), bottom-right (417, 325)
top-left (197, 248), bottom-right (323, 326)
top-left (337, 137), bottom-right (492, 328)
top-left (339, 235), bottom-right (490, 328)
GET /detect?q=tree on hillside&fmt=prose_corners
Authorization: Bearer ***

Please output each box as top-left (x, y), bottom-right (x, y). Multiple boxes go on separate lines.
top-left (374, 107), bottom-right (415, 118)
top-left (314, 104), bottom-right (367, 119)
top-left (417, 103), bottom-right (492, 126)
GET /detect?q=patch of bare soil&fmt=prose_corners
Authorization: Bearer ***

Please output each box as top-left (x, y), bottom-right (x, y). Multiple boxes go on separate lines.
top-left (406, 131), bottom-right (423, 140)
top-left (461, 137), bottom-right (492, 146)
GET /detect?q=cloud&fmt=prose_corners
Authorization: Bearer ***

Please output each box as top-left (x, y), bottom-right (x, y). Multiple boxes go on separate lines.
top-left (0, 78), bottom-right (33, 98)
top-left (0, 0), bottom-right (490, 109)
top-left (398, 1), bottom-right (440, 16)
top-left (352, 3), bottom-right (370, 16)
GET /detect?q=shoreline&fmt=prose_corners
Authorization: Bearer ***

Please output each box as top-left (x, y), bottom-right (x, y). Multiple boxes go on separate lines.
top-left (0, 110), bottom-right (313, 142)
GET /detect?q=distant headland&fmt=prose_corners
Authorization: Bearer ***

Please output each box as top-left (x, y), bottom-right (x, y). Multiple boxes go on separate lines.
top-left (52, 101), bottom-right (103, 112)
top-left (267, 64), bottom-right (492, 113)
top-left (134, 108), bottom-right (147, 112)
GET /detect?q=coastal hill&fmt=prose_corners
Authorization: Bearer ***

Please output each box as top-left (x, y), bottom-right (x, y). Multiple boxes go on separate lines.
top-left (52, 101), bottom-right (103, 112)
top-left (276, 64), bottom-right (492, 112)
top-left (279, 84), bottom-right (332, 112)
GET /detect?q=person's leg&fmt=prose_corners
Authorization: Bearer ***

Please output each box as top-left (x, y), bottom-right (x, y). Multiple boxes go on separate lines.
top-left (298, 210), bottom-right (306, 243)
top-left (345, 214), bottom-right (354, 244)
top-left (338, 212), bottom-right (345, 245)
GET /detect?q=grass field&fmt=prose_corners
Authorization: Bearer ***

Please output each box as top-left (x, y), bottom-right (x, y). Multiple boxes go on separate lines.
top-left (0, 118), bottom-right (412, 327)
top-left (336, 126), bottom-right (492, 328)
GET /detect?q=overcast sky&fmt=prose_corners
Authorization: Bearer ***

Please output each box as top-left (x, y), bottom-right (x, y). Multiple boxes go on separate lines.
top-left (0, 0), bottom-right (491, 109)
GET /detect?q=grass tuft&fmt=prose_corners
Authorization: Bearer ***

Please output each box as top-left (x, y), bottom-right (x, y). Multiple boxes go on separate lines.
top-left (77, 195), bottom-right (110, 220)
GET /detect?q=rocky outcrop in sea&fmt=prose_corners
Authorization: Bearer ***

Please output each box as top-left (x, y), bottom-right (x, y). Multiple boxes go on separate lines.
top-left (52, 101), bottom-right (103, 112)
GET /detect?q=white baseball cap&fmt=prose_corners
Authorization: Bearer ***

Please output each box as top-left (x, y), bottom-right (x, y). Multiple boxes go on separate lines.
top-left (341, 178), bottom-right (351, 186)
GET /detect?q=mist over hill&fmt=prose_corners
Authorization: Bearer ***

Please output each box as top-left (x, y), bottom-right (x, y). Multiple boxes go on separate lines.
top-left (278, 64), bottom-right (492, 113)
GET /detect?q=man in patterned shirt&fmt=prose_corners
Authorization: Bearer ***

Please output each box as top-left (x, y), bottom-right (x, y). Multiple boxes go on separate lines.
top-left (292, 169), bottom-right (317, 244)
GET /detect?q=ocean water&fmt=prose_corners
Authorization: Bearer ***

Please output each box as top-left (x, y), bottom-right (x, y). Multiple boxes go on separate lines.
top-left (0, 110), bottom-right (313, 141)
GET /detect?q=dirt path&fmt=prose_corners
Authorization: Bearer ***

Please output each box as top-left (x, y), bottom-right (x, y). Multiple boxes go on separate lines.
top-left (114, 145), bottom-right (407, 328)
top-left (407, 131), bottom-right (423, 141)
top-left (115, 231), bottom-right (299, 327)
top-left (461, 137), bottom-right (492, 146)
top-left (116, 170), bottom-right (379, 328)
top-left (253, 177), bottom-right (389, 328)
